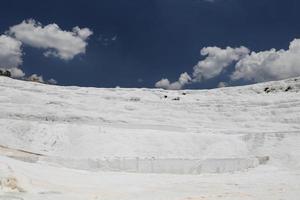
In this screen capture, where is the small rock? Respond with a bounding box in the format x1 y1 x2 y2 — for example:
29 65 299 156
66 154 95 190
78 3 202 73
285 86 292 92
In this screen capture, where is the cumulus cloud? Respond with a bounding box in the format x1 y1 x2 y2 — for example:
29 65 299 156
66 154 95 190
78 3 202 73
193 46 250 81
0 35 25 78
217 82 229 88
72 26 93 40
0 35 23 69
0 20 92 80
155 72 191 90
9 68 25 78
27 74 44 83
8 19 93 60
0 67 25 78
155 46 249 90
231 39 300 82
48 78 58 85
26 74 58 85
156 38 300 89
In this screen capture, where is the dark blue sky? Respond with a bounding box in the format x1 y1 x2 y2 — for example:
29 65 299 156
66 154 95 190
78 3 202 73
1 0 300 88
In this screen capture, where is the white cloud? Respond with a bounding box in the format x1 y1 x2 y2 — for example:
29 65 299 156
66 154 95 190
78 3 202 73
26 74 58 85
72 26 93 40
47 78 58 85
155 46 249 90
0 35 23 69
8 19 93 60
193 46 250 81
0 67 25 78
156 38 300 89
0 35 25 78
155 78 170 89
217 82 228 88
231 39 300 82
155 72 191 90
9 68 25 78
27 74 44 83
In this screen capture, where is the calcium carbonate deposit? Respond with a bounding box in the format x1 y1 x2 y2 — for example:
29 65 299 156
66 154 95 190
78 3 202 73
0 76 300 200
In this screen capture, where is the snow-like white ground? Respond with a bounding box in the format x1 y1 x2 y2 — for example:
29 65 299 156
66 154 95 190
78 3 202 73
0 76 300 199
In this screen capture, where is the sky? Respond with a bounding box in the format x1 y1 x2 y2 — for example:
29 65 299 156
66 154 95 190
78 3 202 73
0 0 300 89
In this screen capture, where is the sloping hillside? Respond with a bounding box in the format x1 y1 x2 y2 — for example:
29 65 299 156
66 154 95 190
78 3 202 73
0 76 300 199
